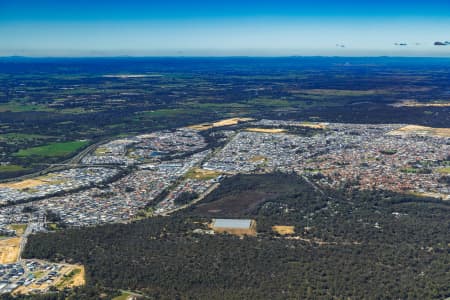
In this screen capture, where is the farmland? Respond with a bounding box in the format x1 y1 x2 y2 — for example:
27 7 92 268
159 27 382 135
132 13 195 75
0 165 27 173
0 57 448 181
14 140 89 158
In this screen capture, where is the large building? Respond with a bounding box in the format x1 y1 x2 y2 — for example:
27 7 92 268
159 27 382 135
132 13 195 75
211 218 256 236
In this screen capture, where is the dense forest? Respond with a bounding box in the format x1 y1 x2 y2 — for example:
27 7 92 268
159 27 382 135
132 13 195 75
18 173 450 299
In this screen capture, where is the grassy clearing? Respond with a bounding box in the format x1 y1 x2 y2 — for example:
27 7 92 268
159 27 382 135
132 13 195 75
14 140 89 157
247 98 292 107
0 165 28 173
437 167 450 174
47 223 59 230
9 224 27 236
140 109 190 118
56 266 85 289
33 271 45 279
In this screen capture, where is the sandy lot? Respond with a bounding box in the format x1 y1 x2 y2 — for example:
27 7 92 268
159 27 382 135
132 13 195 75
188 117 254 131
57 265 85 289
272 226 295 235
387 125 450 138
0 237 21 264
245 128 286 133
295 122 328 129
0 179 45 190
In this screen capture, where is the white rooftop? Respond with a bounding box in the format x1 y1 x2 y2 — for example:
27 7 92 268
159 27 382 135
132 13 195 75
213 219 252 229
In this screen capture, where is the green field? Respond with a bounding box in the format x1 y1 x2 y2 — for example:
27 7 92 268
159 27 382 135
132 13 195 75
9 224 27 235
437 167 450 174
0 102 54 112
0 133 51 141
139 108 196 118
14 140 89 157
0 164 28 172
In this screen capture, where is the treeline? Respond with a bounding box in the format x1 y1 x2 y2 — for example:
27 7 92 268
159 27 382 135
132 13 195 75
0 286 119 300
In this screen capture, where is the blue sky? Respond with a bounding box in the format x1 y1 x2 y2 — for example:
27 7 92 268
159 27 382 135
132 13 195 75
1 0 450 56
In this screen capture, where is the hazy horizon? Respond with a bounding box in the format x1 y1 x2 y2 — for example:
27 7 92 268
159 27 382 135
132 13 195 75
1 0 450 57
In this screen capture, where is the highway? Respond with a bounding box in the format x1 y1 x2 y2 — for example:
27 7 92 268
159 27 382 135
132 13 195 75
17 222 33 262
0 139 107 184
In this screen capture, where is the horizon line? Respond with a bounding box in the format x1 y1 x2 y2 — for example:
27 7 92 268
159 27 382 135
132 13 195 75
2 55 450 59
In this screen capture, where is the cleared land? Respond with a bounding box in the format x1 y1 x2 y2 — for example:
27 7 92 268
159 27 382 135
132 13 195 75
0 237 21 264
14 264 85 295
388 125 450 138
412 191 450 201
56 265 85 289
245 128 286 133
0 178 45 190
0 173 67 190
185 168 222 180
211 220 257 236
391 100 450 107
249 155 267 162
9 224 27 236
296 122 328 129
188 117 254 131
272 225 295 235
193 190 274 216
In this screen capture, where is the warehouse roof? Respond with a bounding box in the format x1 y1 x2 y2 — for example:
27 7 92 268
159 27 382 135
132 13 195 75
212 219 252 229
